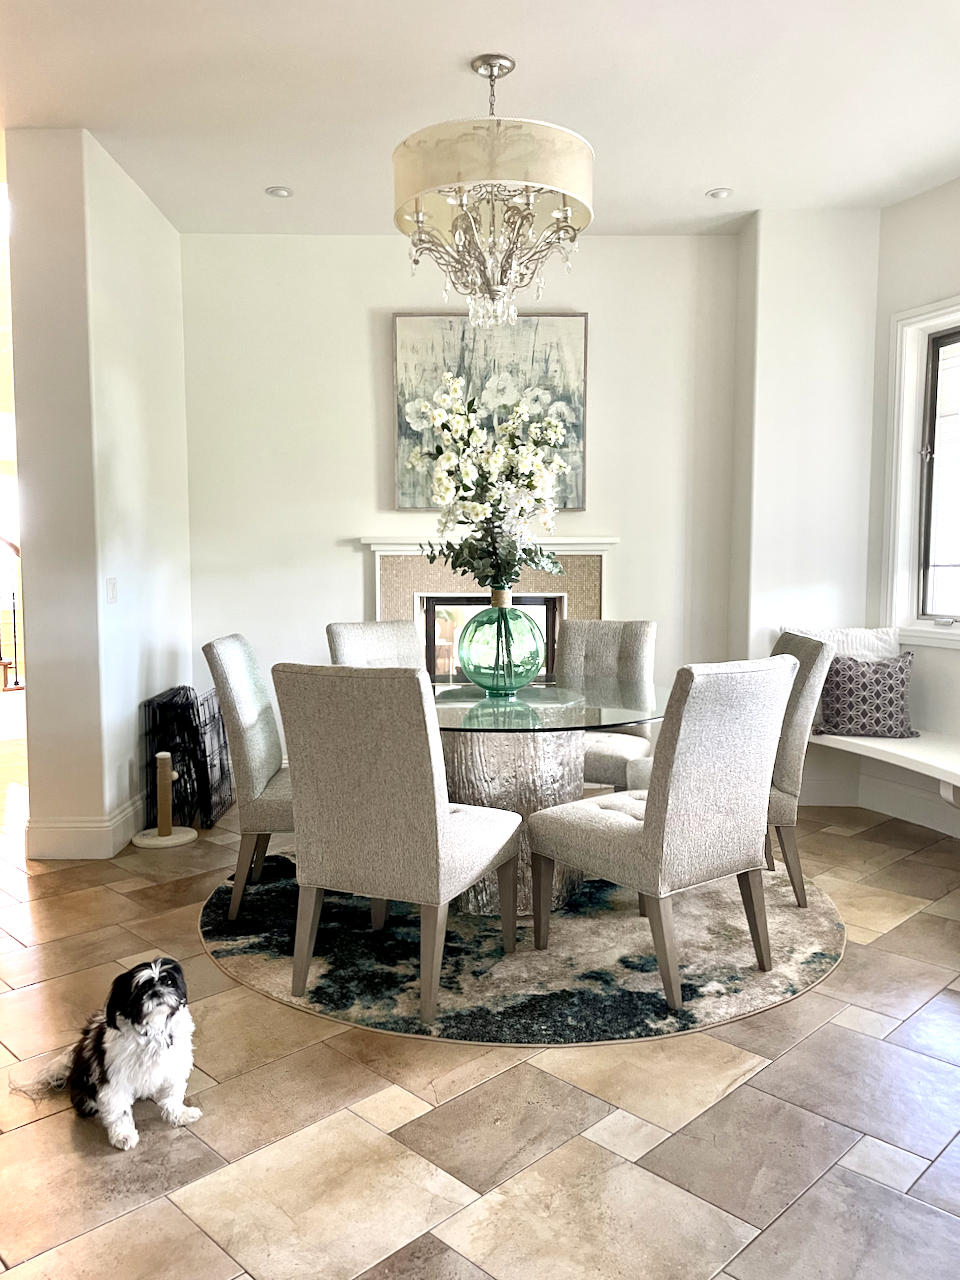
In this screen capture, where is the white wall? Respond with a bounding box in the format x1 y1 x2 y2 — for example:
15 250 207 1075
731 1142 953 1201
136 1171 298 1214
7 129 191 856
83 133 193 824
745 210 880 656
849 175 960 834
7 131 106 842
728 214 759 660
181 234 738 690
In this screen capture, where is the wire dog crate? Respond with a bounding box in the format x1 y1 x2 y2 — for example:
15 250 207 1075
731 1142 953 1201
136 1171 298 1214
142 686 233 830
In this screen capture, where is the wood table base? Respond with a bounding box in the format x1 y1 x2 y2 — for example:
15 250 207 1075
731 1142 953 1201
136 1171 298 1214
442 728 585 914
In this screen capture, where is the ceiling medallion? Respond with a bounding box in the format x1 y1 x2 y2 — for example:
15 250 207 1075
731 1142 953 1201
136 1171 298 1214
393 54 594 327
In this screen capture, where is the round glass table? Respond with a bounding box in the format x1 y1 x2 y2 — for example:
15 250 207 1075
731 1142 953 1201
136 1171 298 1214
434 680 671 913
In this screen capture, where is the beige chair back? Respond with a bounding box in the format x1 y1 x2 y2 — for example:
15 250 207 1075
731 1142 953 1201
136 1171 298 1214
203 634 283 806
770 631 835 806
326 621 424 668
555 620 656 684
273 664 449 904
641 656 798 895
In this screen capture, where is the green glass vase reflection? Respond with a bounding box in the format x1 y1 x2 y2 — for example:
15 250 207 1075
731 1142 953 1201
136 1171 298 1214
458 588 545 698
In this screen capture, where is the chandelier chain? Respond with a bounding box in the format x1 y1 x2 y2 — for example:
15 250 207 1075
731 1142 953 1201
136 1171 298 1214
488 69 496 117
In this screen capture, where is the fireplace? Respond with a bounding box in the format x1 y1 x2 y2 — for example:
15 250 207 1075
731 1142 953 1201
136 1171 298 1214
359 537 617 673
422 593 562 680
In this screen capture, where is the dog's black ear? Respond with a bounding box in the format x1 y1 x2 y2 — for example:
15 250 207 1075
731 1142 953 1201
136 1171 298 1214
105 969 137 1029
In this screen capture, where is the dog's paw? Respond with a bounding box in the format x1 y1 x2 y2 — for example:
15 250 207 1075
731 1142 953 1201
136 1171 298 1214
109 1128 140 1151
170 1105 202 1126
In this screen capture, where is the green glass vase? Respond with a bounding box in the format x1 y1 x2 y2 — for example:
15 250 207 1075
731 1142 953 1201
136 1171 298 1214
458 588 545 698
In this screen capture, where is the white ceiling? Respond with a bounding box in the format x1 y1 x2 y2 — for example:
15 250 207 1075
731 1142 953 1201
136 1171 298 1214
2 0 960 235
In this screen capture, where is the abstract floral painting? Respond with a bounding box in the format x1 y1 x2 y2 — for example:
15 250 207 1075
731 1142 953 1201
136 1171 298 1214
394 313 587 510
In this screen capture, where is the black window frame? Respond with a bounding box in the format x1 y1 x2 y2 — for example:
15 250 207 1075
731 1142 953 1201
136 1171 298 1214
918 326 960 620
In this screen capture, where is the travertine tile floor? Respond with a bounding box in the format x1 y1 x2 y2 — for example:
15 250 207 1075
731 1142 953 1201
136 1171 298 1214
2 730 960 1278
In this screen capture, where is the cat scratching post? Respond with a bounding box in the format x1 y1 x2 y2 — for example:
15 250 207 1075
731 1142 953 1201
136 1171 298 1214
132 752 198 848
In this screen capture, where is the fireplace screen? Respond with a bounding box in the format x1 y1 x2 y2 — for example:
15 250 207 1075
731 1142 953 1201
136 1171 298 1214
421 595 561 681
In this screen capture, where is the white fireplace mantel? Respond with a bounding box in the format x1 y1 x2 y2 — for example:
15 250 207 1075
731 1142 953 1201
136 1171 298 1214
360 535 620 555
361 536 618 620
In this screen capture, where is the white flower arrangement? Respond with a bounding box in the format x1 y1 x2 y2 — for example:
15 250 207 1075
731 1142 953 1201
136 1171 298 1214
407 372 569 590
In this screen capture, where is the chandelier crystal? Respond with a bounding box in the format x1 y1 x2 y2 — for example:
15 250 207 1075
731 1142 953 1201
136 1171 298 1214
393 55 594 327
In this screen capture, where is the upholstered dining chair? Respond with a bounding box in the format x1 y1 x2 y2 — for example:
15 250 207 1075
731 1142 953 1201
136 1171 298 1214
554 620 657 790
326 620 424 668
626 631 835 910
273 664 522 1023
762 631 835 907
528 655 799 1010
203 634 294 921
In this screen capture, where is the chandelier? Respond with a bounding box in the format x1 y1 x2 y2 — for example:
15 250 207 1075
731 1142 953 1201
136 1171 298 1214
393 54 594 327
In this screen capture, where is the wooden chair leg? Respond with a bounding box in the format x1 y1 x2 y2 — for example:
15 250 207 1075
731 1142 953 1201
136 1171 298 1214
776 825 807 907
228 833 259 921
637 893 647 918
370 899 390 930
738 868 772 970
420 902 450 1023
531 853 555 950
249 833 271 883
764 828 776 871
496 855 518 954
644 893 682 1010
292 886 324 996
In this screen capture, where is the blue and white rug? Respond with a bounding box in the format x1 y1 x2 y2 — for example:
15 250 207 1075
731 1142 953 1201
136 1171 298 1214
199 857 843 1045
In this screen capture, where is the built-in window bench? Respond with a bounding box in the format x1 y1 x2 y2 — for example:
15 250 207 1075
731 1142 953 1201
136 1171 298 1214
812 730 960 809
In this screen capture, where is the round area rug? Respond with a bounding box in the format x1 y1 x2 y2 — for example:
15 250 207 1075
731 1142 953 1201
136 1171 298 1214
199 856 844 1045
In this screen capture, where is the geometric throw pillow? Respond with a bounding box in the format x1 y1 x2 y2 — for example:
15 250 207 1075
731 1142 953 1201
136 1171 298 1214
813 651 920 738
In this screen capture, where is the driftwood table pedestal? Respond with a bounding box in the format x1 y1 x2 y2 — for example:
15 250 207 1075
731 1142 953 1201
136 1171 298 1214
433 679 668 917
442 728 585 914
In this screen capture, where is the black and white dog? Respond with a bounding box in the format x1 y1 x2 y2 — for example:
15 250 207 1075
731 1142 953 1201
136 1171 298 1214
13 958 201 1149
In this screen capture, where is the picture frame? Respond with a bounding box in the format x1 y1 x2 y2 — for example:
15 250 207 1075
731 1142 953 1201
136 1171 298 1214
393 312 588 511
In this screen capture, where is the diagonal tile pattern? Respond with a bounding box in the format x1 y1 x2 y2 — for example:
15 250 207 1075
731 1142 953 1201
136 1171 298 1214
1 1197 243 1280
750 1021 960 1158
886 988 960 1066
0 1104 225 1265
726 1165 960 1279
638 1084 858 1227
2 801 960 1277
433 1136 758 1280
532 1031 768 1129
355 1233 493 1280
170 1109 478 1280
392 1062 611 1192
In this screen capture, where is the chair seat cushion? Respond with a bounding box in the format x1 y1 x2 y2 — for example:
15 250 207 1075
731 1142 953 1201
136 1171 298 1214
527 791 653 892
583 731 652 788
440 804 523 902
240 765 294 834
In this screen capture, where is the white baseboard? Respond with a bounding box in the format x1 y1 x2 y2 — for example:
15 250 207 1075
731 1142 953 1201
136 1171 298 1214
26 793 144 860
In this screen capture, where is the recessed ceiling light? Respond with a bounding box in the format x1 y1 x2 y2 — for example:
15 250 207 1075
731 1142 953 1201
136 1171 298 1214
265 186 293 198
705 187 732 199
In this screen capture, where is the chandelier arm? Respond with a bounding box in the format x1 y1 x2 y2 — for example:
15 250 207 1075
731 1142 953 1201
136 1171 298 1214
412 226 490 299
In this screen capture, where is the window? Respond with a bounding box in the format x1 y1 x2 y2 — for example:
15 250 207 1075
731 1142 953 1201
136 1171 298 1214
919 328 960 618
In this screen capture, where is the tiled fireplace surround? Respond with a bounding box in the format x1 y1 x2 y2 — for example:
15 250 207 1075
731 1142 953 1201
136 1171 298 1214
362 536 617 624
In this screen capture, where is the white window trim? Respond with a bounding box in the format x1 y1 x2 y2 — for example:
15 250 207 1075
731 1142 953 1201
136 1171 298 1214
881 293 960 649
